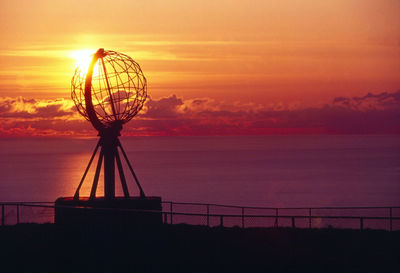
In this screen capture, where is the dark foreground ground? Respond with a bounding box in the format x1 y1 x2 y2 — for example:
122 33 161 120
0 223 399 273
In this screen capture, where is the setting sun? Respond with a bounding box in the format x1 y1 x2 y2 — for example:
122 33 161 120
69 49 95 73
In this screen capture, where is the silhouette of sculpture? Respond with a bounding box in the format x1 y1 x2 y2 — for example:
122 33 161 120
71 48 147 200
55 48 161 225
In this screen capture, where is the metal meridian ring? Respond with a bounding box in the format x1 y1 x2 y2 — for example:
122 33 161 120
84 48 107 131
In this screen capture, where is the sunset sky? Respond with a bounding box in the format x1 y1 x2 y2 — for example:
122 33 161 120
0 0 399 136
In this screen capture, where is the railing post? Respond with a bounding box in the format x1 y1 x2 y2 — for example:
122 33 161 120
274 208 279 228
390 207 392 232
292 216 295 229
309 208 312 229
1 204 4 226
170 202 173 225
241 207 245 228
17 205 20 224
163 212 168 224
206 204 210 227
220 215 223 227
360 217 364 231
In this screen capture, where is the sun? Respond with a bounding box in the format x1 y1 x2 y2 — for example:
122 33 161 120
69 49 95 73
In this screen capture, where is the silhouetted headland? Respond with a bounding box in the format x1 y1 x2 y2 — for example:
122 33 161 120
0 223 399 273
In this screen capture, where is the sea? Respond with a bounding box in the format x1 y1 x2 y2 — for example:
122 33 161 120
0 135 399 207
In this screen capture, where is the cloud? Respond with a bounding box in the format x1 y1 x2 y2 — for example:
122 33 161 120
137 91 400 135
1 90 399 137
0 97 76 118
332 91 400 111
142 94 184 118
0 96 93 137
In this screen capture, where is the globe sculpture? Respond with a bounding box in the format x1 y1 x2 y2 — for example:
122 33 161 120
70 48 146 200
71 49 147 131
55 49 161 227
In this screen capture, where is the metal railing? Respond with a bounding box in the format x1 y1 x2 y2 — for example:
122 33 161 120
1 201 399 231
161 201 400 231
0 202 54 226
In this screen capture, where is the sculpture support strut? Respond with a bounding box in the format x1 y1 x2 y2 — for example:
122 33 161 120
103 132 117 199
73 127 146 200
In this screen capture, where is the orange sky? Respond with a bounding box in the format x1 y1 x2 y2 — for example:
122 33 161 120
0 0 399 105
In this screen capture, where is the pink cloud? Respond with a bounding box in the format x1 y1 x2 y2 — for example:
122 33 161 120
130 91 400 135
0 91 399 137
0 96 92 137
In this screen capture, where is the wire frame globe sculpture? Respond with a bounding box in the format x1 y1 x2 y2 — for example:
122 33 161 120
71 49 147 130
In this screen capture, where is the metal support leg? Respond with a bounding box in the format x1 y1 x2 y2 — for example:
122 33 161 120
74 140 101 200
117 140 145 198
90 150 104 200
115 150 130 198
103 140 116 200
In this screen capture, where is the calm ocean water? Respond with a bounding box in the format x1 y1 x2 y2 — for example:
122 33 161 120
0 135 399 207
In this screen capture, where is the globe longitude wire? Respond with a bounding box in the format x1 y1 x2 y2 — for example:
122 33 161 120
71 50 147 127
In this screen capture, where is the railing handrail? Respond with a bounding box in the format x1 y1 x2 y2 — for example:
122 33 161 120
1 200 399 210
160 201 400 210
